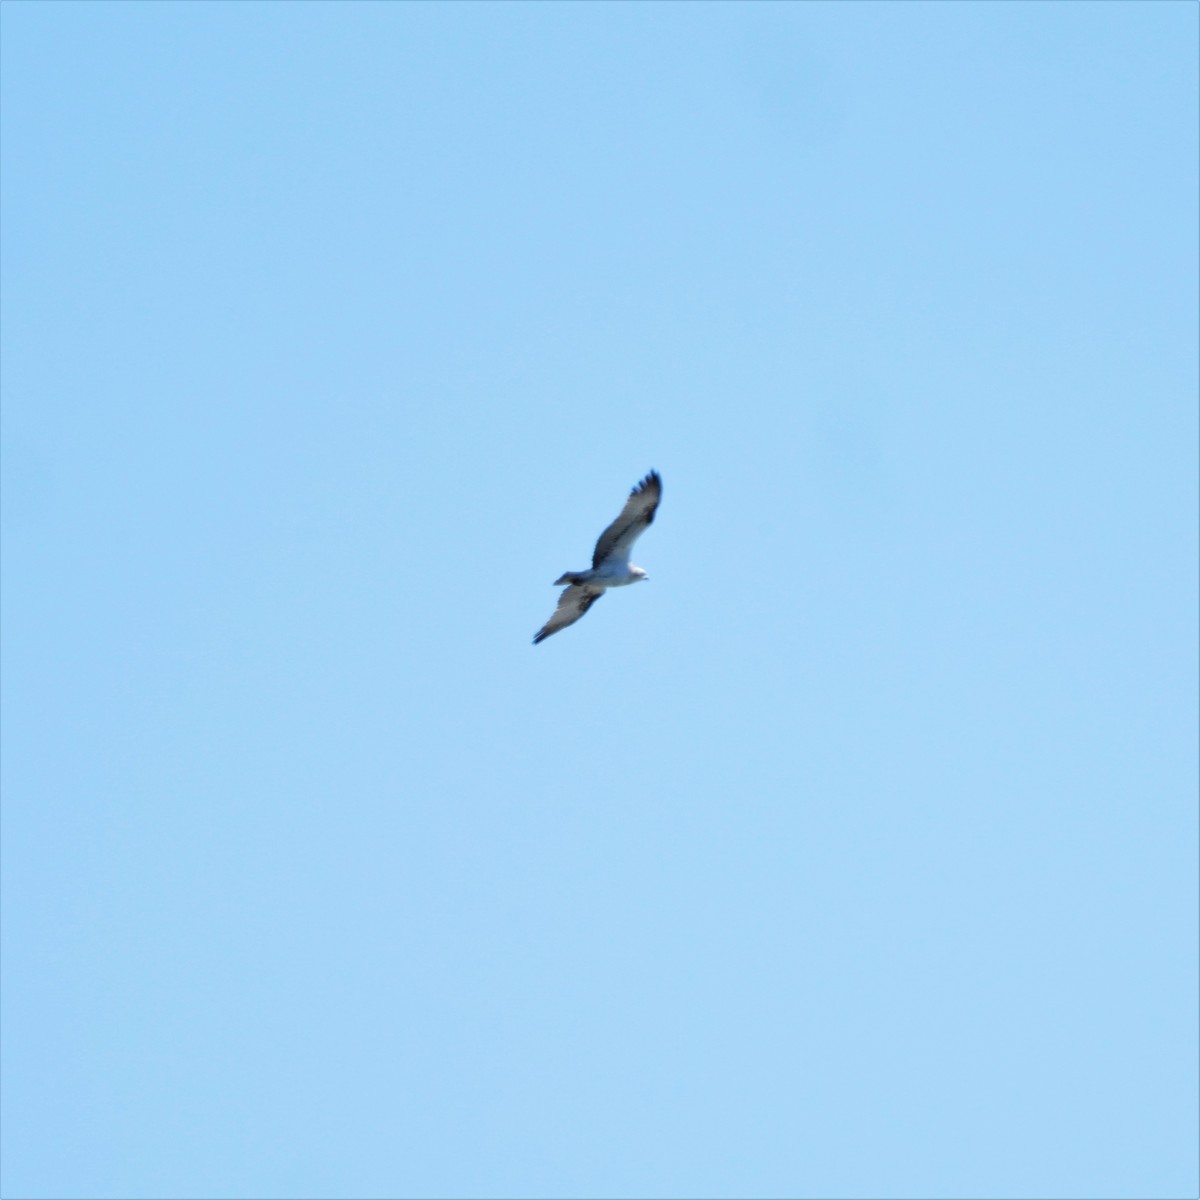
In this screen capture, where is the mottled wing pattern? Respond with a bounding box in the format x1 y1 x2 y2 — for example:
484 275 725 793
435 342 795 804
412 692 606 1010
533 585 604 645
591 470 662 568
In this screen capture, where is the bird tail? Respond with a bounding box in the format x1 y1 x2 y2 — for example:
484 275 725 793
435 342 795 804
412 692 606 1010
554 571 587 586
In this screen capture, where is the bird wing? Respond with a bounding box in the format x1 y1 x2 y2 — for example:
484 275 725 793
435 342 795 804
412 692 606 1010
591 470 662 568
533 584 604 645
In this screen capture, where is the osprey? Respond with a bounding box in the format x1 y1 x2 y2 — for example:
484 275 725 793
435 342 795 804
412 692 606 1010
533 470 662 645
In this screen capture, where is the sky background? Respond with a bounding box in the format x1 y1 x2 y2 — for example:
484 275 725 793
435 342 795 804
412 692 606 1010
2 3 1197 1198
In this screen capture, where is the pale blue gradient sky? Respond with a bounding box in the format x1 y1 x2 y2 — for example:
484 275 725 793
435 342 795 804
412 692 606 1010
2 3 1197 1198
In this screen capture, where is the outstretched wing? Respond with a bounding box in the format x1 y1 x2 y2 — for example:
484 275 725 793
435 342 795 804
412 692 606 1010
533 585 604 645
592 470 662 568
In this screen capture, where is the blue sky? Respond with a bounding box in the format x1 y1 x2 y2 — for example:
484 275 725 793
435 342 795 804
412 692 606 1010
2 3 1196 1198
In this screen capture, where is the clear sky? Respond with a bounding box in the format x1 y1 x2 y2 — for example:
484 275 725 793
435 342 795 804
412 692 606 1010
2 3 1197 1198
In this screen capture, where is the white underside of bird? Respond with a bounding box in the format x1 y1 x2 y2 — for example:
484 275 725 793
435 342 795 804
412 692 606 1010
554 563 647 588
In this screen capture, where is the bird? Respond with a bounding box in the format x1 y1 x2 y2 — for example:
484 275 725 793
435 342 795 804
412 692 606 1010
533 470 662 645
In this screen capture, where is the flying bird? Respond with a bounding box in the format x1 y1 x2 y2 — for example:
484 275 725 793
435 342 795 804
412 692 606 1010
533 470 662 645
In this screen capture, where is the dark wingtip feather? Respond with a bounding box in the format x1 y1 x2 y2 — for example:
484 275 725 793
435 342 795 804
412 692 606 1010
632 469 661 497
636 470 661 524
